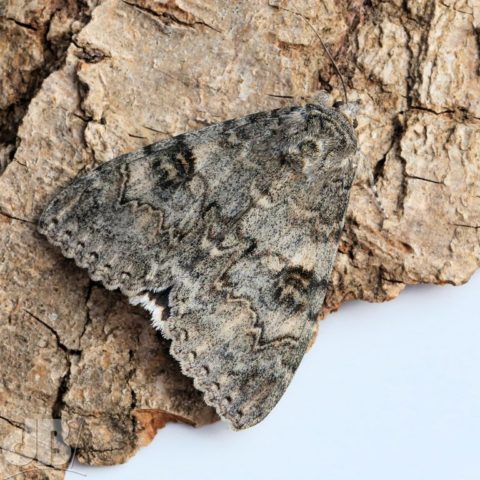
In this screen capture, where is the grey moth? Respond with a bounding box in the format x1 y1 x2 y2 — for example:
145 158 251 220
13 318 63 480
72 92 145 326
39 95 358 429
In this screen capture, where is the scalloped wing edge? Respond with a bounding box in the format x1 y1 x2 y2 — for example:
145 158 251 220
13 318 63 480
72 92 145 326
130 292 262 430
39 219 287 429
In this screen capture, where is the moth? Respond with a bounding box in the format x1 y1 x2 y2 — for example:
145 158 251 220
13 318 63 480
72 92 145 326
38 95 359 429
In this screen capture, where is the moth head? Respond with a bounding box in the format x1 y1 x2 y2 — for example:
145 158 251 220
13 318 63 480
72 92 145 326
333 99 361 129
306 90 361 128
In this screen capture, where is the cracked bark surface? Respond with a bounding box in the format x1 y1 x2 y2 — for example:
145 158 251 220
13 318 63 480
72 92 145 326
0 0 479 477
0 0 99 174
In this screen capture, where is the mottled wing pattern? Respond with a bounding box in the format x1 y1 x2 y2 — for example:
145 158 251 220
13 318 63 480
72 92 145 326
39 103 358 429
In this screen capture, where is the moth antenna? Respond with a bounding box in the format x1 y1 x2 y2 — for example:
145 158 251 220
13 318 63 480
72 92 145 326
273 4 348 104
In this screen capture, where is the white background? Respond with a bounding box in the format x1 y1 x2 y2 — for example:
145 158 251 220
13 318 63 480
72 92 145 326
67 271 480 480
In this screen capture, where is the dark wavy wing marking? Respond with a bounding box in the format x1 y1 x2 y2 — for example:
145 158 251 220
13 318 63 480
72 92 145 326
38 103 358 429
